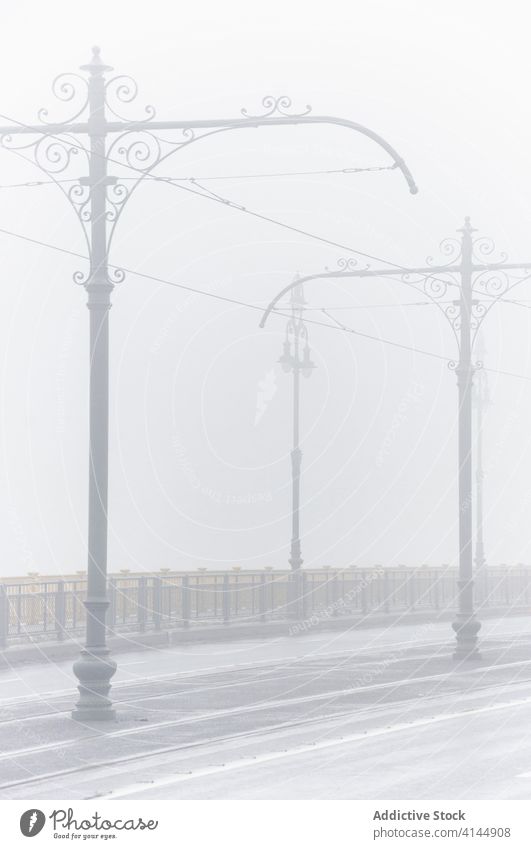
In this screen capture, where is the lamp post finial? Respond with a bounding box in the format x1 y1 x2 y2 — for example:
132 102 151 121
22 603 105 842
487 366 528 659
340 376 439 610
80 45 113 76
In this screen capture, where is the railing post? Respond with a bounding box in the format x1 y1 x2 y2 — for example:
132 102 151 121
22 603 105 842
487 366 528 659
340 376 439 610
259 573 267 622
378 567 389 613
324 567 331 609
433 572 440 611
287 570 301 620
222 573 231 624
298 571 309 618
503 564 510 607
55 581 66 642
107 579 116 634
331 571 339 616
182 575 190 627
361 570 368 615
153 576 162 630
300 570 307 620
475 565 484 611
0 585 8 650
483 567 490 608
137 575 147 633
406 566 416 611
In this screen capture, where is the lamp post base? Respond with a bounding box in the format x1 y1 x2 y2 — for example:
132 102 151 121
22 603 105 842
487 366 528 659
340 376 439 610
452 614 481 661
72 649 117 721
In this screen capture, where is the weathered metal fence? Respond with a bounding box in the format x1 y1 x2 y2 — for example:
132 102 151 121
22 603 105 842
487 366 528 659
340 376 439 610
0 566 530 648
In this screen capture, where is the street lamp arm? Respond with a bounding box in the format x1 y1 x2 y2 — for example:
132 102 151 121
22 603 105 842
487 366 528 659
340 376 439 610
102 113 417 255
0 114 418 195
259 265 462 328
113 115 418 195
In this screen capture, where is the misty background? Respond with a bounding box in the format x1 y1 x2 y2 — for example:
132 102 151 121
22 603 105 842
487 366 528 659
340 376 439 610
1 0 530 577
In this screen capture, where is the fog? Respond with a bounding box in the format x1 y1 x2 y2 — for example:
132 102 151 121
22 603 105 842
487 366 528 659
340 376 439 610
1 0 531 577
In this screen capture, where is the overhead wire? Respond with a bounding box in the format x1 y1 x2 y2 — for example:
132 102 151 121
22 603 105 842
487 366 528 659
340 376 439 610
0 163 397 191
3 106 531 320
0 221 529 382
0 109 469 286
1 110 531 380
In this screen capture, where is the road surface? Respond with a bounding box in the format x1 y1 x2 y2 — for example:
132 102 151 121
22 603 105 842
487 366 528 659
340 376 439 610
0 615 531 799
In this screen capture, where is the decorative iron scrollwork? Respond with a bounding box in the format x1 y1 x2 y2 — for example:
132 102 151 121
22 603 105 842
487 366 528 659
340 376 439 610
104 74 156 123
426 237 461 269
37 73 89 126
241 95 312 120
333 257 371 272
472 234 508 266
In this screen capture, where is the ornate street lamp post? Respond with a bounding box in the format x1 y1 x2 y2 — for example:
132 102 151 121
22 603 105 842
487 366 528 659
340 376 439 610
473 334 489 573
71 51 117 719
452 219 480 658
278 278 315 576
261 219 531 659
0 48 416 718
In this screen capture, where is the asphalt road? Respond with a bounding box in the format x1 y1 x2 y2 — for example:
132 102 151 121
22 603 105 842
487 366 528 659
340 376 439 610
1 614 531 799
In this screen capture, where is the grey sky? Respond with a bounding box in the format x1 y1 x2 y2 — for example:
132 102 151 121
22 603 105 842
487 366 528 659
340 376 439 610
1 0 531 576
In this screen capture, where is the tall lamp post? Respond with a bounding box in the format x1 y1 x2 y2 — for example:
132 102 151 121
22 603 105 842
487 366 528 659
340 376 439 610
0 48 417 719
261 218 531 659
278 278 315 574
474 334 489 572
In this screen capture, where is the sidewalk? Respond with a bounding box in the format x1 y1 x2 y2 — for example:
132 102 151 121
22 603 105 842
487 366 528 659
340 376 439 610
0 605 524 668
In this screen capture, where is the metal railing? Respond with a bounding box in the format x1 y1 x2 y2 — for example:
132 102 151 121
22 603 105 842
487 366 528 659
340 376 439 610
0 565 530 648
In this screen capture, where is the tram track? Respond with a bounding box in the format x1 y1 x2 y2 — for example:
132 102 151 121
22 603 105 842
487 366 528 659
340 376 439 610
0 632 526 730
1 674 530 797
0 651 529 769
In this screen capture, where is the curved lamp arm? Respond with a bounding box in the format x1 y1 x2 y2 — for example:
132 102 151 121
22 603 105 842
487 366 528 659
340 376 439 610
260 269 387 328
259 264 464 359
119 114 418 196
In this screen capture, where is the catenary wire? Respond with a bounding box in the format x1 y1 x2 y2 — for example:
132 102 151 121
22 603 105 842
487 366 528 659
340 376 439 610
0 109 473 287
0 221 529 383
1 111 531 377
0 163 397 190
4 108 531 317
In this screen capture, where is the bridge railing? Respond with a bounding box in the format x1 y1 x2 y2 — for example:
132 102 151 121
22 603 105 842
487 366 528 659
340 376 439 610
0 565 529 648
